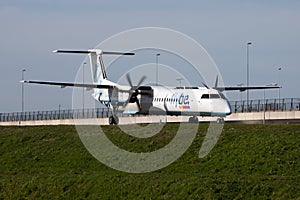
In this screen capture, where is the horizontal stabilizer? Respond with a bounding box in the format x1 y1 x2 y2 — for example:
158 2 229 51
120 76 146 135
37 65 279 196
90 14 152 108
53 49 135 55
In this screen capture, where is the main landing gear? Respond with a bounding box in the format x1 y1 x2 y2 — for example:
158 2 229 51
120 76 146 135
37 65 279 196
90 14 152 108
109 115 119 125
187 116 225 124
188 116 199 123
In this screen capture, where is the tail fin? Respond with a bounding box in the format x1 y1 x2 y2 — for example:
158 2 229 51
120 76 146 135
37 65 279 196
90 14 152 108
53 49 134 83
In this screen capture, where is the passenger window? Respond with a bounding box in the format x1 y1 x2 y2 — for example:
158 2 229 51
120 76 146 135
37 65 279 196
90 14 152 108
201 94 209 99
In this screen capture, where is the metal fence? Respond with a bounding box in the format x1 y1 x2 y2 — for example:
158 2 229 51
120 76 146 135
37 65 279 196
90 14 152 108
0 108 112 122
230 98 300 113
0 98 299 122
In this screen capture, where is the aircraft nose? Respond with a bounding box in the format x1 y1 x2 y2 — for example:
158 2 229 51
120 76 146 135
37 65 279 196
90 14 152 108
225 99 232 115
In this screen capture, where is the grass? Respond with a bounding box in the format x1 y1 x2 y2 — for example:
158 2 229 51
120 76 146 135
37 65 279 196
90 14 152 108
0 124 299 199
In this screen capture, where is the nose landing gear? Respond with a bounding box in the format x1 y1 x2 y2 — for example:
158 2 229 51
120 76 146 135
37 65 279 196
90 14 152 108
216 117 225 124
188 116 199 123
109 115 119 125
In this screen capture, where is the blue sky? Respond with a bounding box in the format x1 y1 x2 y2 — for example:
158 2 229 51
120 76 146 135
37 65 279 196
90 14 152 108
0 1 299 112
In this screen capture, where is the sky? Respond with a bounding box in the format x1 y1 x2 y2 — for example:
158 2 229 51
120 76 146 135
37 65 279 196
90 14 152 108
0 0 299 112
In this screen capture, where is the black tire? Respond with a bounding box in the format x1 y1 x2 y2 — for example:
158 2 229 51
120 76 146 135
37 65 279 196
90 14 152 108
114 116 119 125
189 116 199 123
193 116 199 123
217 118 224 124
109 116 114 125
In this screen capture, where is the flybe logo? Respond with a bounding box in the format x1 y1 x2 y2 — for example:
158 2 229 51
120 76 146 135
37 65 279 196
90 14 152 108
171 93 190 109
178 105 190 109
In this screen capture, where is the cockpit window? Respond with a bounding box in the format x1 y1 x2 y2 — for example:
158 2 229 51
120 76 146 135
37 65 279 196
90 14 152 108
201 93 224 99
210 94 220 99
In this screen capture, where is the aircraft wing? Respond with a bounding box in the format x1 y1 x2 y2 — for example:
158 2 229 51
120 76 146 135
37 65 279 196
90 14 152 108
214 85 281 92
21 80 115 89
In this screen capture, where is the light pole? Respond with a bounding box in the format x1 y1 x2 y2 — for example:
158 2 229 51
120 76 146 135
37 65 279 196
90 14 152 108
21 69 26 113
156 53 160 86
246 42 252 111
263 88 266 124
278 67 282 103
237 83 244 102
82 62 86 115
176 78 184 87
263 83 277 124
59 104 61 119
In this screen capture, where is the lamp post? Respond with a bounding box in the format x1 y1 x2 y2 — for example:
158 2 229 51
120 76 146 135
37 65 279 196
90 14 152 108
278 67 282 103
156 53 160 86
59 104 61 119
263 83 277 124
82 62 86 116
246 42 252 111
176 78 184 87
263 88 266 124
237 83 244 102
21 69 26 113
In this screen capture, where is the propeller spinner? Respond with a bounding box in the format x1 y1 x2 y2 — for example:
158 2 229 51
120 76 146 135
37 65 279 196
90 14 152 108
122 73 147 110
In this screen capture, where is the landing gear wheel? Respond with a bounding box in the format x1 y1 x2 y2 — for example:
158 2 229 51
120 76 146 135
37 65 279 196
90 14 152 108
109 116 114 125
189 116 199 123
114 116 119 125
109 116 119 125
216 117 225 124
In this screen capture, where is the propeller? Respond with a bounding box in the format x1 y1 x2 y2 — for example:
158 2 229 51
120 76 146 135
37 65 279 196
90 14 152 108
122 73 147 109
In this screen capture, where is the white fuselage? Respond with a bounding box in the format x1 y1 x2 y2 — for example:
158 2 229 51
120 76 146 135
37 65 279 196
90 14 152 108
94 81 232 117
150 86 231 116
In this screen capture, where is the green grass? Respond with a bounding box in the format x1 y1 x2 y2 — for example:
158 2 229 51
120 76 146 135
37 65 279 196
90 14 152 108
0 124 299 199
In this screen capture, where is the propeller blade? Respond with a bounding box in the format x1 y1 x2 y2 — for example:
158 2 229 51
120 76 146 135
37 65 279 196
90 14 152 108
137 76 146 87
126 73 133 87
122 73 147 110
123 91 134 108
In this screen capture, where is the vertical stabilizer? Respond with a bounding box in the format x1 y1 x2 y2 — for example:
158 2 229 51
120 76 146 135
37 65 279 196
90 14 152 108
88 50 107 83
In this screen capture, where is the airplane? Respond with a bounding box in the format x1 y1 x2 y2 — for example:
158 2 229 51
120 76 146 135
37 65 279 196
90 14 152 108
22 49 280 124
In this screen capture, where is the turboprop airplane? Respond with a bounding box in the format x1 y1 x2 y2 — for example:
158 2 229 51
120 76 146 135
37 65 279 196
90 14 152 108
22 49 280 124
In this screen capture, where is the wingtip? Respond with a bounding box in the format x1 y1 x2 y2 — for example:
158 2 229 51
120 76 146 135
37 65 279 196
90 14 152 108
52 50 58 53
